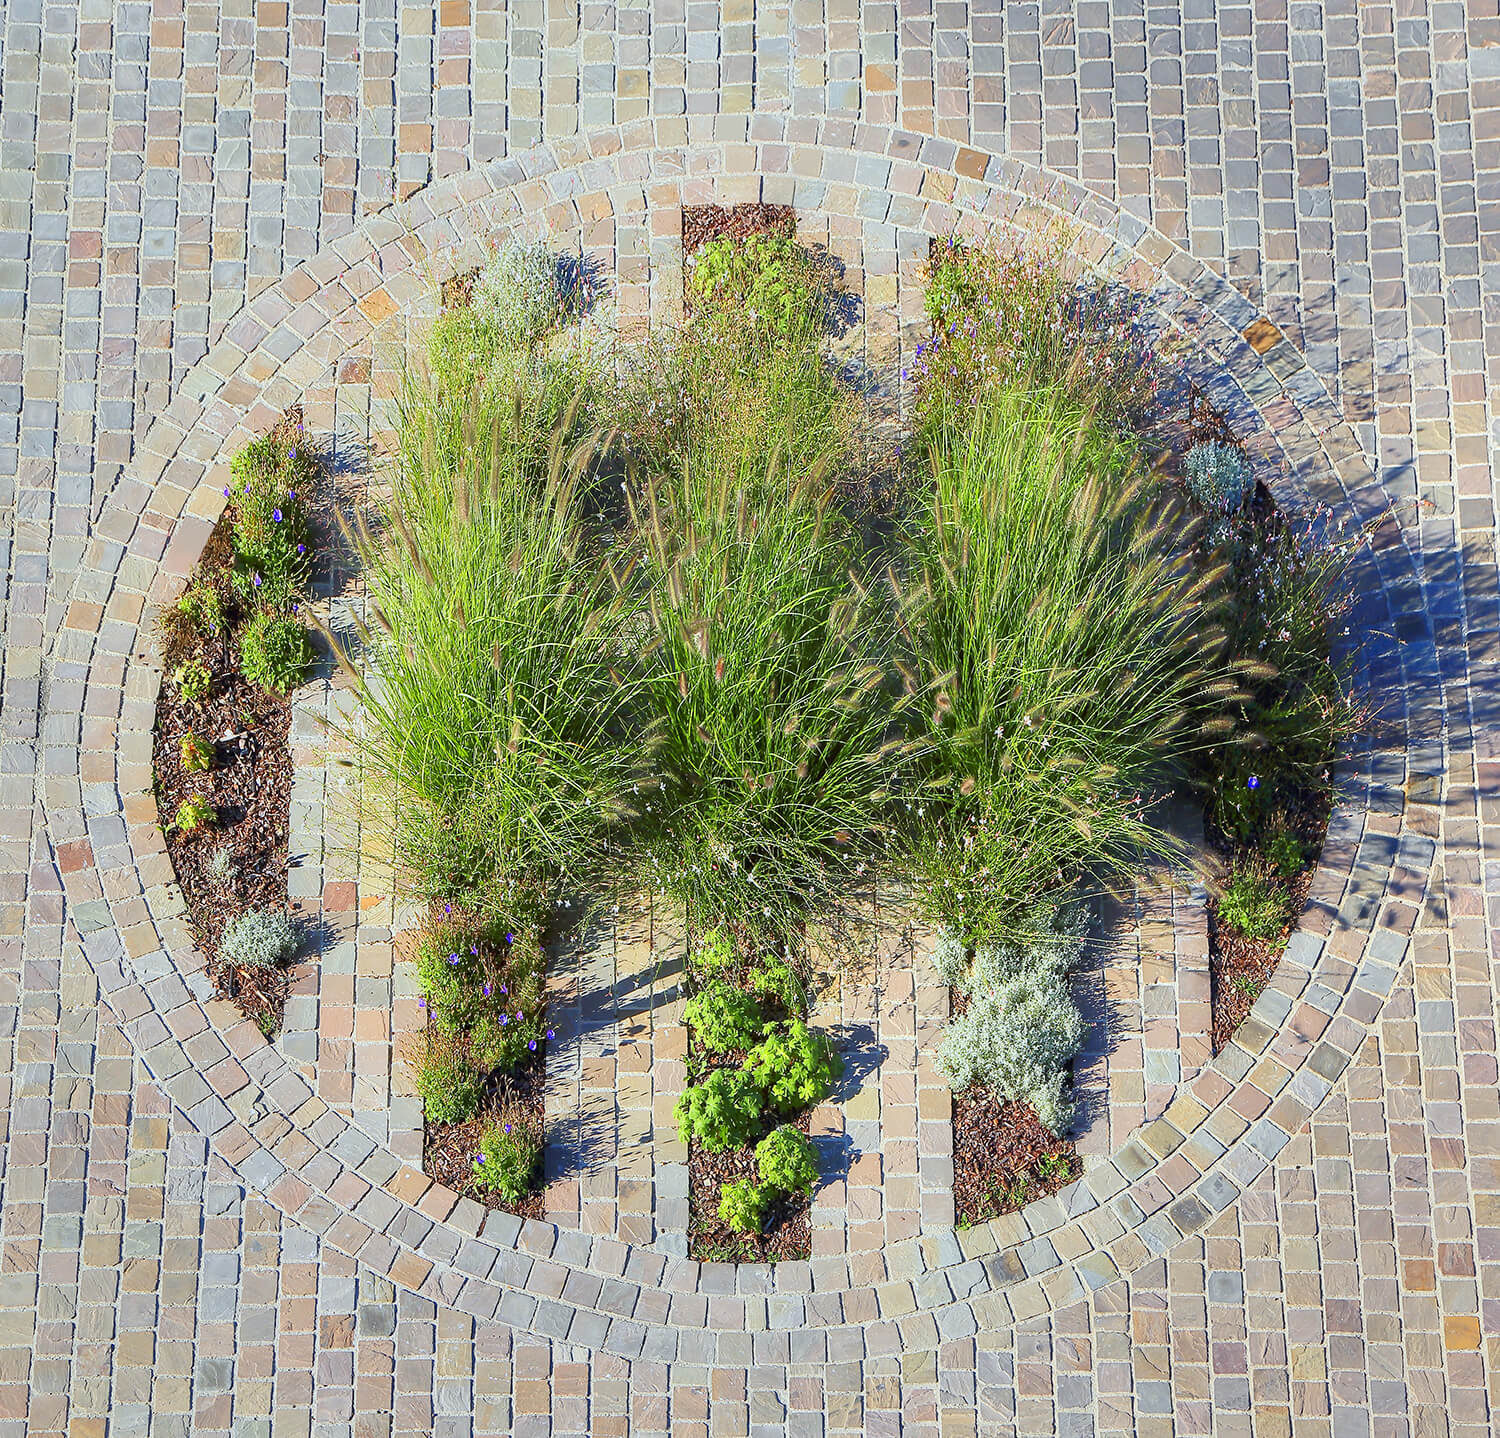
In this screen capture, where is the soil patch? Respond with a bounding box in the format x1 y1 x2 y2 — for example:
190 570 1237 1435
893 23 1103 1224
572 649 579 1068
952 1087 1079 1227
682 202 795 255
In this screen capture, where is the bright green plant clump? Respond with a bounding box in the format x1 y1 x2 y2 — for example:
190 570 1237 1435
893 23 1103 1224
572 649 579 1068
674 1068 766 1152
173 795 215 833
471 1110 543 1201
688 231 822 337
1264 829 1305 879
935 970 1084 1133
718 1178 772 1234
745 1021 840 1113
180 731 213 773
755 1124 818 1196
227 435 315 606
683 980 765 1054
899 384 1220 942
173 660 212 706
1182 440 1253 514
408 1030 485 1124
1217 863 1292 942
219 908 298 969
687 928 738 978
159 582 226 653
239 611 313 695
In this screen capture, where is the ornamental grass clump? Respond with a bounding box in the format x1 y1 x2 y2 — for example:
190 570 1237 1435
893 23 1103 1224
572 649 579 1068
625 458 907 935
338 375 651 912
608 236 905 933
896 382 1227 942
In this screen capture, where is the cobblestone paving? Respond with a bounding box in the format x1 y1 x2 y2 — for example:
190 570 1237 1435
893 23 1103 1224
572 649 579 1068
1 5 1498 1437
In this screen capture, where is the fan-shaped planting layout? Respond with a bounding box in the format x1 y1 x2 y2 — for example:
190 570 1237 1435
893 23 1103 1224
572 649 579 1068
150 205 1369 1245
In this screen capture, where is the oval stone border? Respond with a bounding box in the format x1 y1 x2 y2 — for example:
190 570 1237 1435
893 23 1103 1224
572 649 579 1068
43 116 1440 1358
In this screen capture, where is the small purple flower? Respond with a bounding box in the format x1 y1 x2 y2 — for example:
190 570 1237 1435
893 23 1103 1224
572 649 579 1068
470 944 479 956
474 1153 486 1164
288 448 297 460
223 486 231 498
515 1011 523 1022
1247 775 1261 791
504 932 514 944
546 1029 555 1041
272 508 283 523
500 1013 509 1025
296 543 306 555
418 997 427 1008
444 903 452 914
499 984 508 996
252 572 262 588
448 952 460 966
482 983 492 997
288 489 296 500
527 1039 537 1052
504 1123 513 1134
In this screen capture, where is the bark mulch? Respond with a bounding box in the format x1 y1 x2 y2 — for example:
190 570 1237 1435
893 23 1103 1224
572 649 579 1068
682 202 795 255
952 1088 1079 1228
152 524 296 1034
422 1045 548 1221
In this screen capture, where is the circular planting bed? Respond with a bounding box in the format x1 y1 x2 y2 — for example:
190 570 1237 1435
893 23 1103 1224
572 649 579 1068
146 191 1375 1251
49 126 1431 1351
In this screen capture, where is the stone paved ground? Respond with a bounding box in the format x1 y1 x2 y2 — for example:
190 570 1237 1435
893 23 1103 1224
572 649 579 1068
2 4 1499 1436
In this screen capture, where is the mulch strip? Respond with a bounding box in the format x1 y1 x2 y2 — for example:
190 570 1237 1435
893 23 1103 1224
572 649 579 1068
152 525 296 1033
422 1045 548 1221
681 202 795 255
951 1087 1079 1227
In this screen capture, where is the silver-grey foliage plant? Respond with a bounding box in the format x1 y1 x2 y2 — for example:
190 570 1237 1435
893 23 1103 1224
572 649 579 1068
1182 440 1253 514
220 908 299 970
472 239 565 349
933 903 1088 1133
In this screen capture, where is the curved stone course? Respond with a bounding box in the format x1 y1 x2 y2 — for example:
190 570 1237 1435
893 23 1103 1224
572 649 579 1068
41 115 1441 1365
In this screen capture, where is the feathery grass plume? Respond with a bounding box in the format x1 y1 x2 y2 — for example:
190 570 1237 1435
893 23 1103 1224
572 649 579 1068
608 263 909 938
894 379 1227 943
344 365 650 916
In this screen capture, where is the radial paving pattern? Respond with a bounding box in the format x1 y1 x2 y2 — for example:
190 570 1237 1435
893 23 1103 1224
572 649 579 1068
1 5 1498 1436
